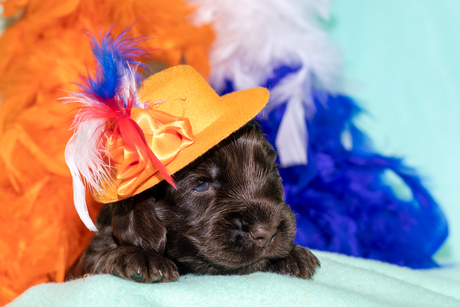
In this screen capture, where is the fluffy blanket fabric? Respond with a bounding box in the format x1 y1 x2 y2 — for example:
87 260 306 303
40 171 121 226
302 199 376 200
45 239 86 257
8 250 460 307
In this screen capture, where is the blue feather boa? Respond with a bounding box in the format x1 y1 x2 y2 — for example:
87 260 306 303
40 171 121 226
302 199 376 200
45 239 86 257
221 67 448 269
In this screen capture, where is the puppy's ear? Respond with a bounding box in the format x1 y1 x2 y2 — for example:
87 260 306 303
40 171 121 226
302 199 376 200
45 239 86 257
111 196 167 254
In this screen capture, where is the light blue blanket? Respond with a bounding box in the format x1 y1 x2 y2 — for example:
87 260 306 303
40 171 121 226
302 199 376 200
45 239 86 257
8 250 460 307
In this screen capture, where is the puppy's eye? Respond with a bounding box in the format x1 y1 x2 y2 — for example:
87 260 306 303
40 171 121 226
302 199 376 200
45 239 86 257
193 180 211 192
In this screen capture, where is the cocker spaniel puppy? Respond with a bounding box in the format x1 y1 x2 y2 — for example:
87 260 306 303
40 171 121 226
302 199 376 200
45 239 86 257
71 121 319 283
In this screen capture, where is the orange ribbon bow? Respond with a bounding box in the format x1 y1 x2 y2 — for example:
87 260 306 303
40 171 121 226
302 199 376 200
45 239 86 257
106 107 194 198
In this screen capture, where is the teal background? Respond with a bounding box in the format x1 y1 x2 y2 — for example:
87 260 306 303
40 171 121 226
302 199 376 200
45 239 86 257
327 0 460 262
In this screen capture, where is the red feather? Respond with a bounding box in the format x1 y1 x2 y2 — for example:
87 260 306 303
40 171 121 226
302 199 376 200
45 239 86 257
113 116 176 189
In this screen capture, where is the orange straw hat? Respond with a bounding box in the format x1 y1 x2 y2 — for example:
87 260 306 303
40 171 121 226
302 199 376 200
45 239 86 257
64 29 269 231
94 65 269 203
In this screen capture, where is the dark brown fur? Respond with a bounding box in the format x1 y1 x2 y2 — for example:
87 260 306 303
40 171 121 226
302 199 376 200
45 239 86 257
70 121 319 283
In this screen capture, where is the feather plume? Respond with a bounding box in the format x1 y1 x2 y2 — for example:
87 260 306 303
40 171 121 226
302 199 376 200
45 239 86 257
64 27 175 231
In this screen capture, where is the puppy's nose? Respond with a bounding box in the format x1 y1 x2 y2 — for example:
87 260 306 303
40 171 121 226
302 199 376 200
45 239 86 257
250 225 277 248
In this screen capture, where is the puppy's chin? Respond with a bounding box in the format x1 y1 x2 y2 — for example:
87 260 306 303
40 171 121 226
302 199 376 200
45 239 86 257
200 200 297 271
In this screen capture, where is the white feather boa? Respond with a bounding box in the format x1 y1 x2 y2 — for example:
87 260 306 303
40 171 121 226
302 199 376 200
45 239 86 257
187 0 342 166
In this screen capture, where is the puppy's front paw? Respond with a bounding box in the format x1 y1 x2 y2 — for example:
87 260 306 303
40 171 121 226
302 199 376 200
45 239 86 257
268 245 320 279
111 247 179 283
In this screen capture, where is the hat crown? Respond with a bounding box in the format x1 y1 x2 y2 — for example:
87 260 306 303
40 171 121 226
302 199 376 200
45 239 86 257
139 65 226 135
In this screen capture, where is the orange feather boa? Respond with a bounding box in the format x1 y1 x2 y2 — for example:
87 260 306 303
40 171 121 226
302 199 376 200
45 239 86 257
0 0 213 304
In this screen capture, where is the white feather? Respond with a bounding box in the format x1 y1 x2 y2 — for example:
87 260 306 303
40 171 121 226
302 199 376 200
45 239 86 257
65 123 102 232
120 65 141 107
187 0 342 167
63 93 109 184
63 95 113 232
276 93 309 166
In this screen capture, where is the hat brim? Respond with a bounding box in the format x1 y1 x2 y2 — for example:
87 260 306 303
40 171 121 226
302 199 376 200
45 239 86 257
96 86 269 203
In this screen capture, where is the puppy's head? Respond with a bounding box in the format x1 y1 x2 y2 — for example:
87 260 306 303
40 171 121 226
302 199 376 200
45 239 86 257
154 121 297 274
